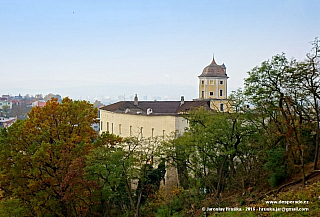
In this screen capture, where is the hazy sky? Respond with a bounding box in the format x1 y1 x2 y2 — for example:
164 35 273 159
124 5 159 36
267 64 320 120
1 0 319 101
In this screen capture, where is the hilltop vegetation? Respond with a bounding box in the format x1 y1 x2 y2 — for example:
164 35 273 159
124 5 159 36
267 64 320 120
0 39 319 216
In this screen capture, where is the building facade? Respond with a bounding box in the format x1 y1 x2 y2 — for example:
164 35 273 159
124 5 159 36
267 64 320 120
0 100 12 110
99 99 211 138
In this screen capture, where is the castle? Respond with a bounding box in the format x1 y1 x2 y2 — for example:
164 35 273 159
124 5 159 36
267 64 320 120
99 56 230 138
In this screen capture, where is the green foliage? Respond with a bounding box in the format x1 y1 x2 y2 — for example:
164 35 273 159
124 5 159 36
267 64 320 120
264 147 287 187
156 204 184 217
163 100 261 198
85 142 130 216
155 189 185 217
138 161 166 204
85 134 165 216
0 199 26 217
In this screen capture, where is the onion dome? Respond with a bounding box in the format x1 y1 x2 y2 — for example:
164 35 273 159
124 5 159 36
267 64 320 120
199 57 227 78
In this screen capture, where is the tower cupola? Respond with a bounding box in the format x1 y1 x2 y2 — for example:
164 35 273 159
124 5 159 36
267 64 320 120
198 56 228 100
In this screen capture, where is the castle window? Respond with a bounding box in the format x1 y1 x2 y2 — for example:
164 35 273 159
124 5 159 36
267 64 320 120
101 121 103 131
220 80 224 85
140 127 143 139
220 104 224 112
210 80 213 84
130 126 132 136
152 128 154 138
210 91 214 96
107 122 109 132
202 91 204 98
201 80 204 85
220 90 223 97
111 123 114 134
119 124 121 134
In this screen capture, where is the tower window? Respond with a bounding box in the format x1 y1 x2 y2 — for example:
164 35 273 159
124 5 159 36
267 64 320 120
202 91 204 98
210 91 214 96
220 80 224 85
220 90 223 97
201 80 204 85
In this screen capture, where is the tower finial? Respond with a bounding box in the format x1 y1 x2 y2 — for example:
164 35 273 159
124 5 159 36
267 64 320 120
211 53 216 64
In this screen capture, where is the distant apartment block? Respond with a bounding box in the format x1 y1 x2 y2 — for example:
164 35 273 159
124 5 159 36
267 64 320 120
0 100 12 109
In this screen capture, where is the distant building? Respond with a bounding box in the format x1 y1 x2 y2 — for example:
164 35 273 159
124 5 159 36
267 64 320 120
32 100 46 108
0 117 17 128
11 100 21 106
14 94 23 101
92 123 100 132
1 95 9 100
0 100 12 110
44 93 62 103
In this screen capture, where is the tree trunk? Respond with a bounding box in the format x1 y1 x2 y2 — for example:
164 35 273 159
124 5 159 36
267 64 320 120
122 163 137 217
314 129 319 170
300 149 306 187
135 191 142 217
313 99 320 170
216 156 228 199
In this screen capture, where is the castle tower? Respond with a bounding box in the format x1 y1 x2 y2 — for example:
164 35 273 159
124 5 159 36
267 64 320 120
198 56 228 100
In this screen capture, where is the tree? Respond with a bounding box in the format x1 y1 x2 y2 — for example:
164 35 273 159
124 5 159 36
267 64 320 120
10 103 27 117
244 50 317 186
0 97 98 216
85 133 165 217
289 38 320 169
163 91 261 200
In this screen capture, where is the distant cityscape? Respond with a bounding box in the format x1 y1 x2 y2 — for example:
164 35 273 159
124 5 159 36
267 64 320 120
2 81 199 105
0 93 59 127
0 90 190 128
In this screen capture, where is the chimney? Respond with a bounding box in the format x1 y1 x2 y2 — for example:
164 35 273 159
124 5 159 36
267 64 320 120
134 94 138 106
180 96 185 106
